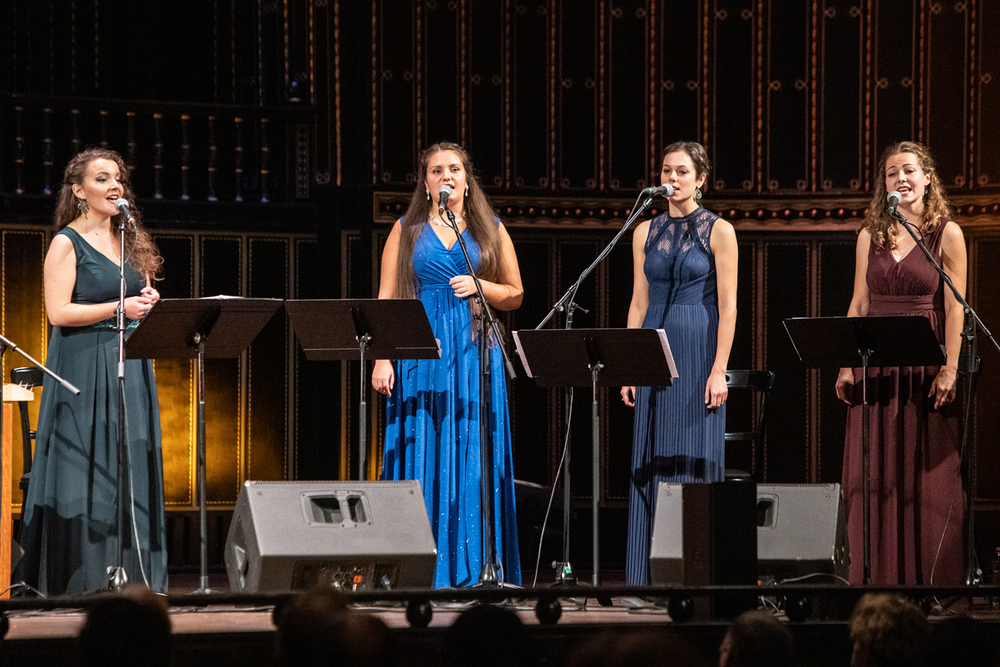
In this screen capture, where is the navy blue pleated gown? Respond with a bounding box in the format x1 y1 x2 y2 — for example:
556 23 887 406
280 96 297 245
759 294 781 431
626 207 725 586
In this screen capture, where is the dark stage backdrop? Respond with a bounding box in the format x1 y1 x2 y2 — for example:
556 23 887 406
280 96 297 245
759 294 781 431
2 1 999 573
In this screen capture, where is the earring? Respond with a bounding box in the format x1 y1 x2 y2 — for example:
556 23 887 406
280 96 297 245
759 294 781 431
695 188 703 201
426 189 430 201
76 198 88 214
465 184 469 197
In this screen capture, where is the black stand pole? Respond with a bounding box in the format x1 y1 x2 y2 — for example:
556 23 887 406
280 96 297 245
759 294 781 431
513 327 677 587
125 297 283 595
535 190 660 585
108 218 130 591
439 204 517 587
283 298 439 481
891 211 997 584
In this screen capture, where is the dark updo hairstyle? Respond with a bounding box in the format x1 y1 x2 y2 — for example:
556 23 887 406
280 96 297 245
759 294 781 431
55 147 163 280
660 141 711 192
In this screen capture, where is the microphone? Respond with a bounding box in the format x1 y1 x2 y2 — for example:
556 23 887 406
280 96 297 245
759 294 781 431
114 198 136 225
438 184 452 210
887 191 901 213
643 184 674 197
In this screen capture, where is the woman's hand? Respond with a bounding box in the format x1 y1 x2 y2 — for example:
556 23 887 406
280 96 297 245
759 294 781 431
705 369 728 409
372 359 395 396
125 287 158 319
621 385 636 407
449 275 477 300
835 367 856 405
929 366 958 409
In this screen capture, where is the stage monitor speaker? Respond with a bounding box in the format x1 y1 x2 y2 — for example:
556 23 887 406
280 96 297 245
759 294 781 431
649 481 758 587
224 480 437 593
756 483 848 582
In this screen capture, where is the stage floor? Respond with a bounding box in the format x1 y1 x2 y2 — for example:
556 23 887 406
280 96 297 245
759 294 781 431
4 574 1000 667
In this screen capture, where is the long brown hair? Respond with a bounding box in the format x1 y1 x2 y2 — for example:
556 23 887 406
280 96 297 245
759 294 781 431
395 142 502 299
862 141 952 249
55 148 163 280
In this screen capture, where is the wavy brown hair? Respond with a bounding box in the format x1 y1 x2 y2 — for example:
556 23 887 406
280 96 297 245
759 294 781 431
862 141 952 249
55 148 163 280
395 142 502 299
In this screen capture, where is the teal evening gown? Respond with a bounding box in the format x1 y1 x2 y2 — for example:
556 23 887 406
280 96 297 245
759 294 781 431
16 227 168 596
381 220 521 588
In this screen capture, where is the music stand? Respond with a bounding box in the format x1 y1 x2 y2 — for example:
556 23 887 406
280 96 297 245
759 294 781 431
127 296 283 594
783 315 945 584
284 299 440 481
512 328 677 586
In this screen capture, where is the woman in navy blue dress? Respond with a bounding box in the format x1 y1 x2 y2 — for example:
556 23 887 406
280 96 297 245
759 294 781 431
372 142 524 588
621 141 738 586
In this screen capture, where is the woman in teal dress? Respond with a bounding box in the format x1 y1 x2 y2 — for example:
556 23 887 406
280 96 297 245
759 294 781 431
372 142 524 588
16 148 167 596
621 142 738 586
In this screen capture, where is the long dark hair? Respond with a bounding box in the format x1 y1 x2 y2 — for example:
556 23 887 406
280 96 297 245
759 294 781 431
862 141 952 249
55 147 163 280
395 142 502 299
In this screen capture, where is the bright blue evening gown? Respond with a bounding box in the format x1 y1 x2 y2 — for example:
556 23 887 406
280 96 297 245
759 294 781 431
381 220 521 588
626 206 726 586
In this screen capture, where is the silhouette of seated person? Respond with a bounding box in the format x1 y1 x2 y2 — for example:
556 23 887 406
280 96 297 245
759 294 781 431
849 593 930 667
717 609 794 667
77 585 171 667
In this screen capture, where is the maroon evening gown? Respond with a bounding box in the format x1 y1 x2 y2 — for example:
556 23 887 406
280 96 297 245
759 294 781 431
842 222 965 586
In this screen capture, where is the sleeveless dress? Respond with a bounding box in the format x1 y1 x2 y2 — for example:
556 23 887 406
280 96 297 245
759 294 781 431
842 222 964 585
381 220 521 588
626 207 726 586
16 227 168 596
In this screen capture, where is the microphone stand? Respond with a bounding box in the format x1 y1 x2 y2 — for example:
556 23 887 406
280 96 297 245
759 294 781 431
108 215 131 591
0 335 81 513
439 203 517 588
891 209 999 585
535 190 660 587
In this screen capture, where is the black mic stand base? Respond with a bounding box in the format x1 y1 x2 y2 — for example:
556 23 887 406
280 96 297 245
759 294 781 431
107 565 129 591
551 561 577 585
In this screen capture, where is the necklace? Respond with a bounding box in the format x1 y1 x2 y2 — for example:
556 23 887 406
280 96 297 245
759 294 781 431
428 215 463 227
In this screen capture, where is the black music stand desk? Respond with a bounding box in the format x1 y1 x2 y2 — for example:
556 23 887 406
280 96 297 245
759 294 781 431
512 327 677 585
284 299 440 481
783 315 944 584
127 296 283 594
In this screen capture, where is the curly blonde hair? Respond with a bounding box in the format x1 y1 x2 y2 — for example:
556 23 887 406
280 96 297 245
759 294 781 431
55 148 163 280
862 141 952 249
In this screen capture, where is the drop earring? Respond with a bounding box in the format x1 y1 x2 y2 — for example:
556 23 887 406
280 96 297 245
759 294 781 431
695 188 703 201
76 198 88 214
465 184 469 197
426 189 431 201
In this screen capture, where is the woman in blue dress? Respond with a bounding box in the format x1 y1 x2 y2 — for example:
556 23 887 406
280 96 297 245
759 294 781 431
17 148 166 596
372 142 524 588
620 141 738 586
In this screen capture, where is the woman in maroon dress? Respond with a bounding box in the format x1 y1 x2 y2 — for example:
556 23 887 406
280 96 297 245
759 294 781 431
835 141 967 585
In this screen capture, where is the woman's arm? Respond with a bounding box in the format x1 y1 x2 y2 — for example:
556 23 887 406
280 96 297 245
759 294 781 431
44 235 152 326
448 223 524 311
621 220 651 407
928 220 967 408
372 221 403 396
706 219 738 409
835 230 873 404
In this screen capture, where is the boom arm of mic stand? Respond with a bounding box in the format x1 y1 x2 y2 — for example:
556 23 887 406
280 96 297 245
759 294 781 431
0 333 80 395
440 206 517 380
535 194 656 330
893 211 999 353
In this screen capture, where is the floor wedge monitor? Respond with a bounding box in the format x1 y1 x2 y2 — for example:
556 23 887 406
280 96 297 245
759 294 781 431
756 483 848 582
225 480 437 593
